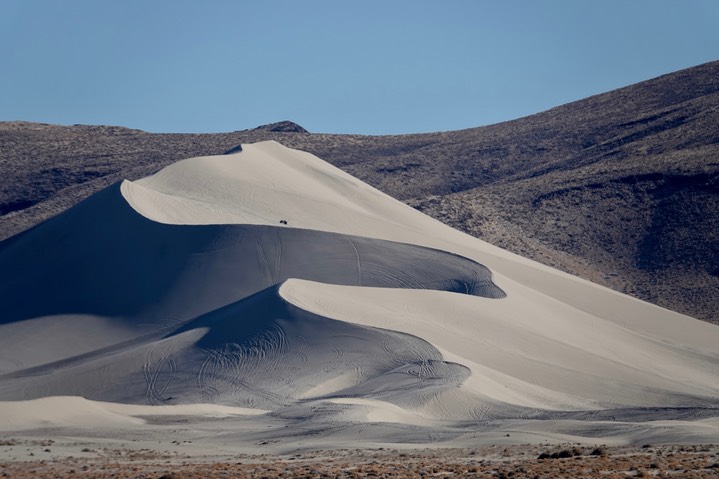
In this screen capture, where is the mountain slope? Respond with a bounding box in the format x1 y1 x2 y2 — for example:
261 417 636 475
409 61 719 323
1 61 718 322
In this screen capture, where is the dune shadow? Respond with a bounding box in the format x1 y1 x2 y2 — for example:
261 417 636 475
0 182 504 327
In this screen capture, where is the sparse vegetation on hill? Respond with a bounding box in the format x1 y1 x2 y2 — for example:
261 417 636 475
1 60 718 323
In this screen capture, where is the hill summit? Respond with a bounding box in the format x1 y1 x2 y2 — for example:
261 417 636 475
252 120 308 133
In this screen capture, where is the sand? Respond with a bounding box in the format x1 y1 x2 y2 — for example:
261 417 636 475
0 141 718 454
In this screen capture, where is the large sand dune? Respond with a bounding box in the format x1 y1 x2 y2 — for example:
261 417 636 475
0 141 717 446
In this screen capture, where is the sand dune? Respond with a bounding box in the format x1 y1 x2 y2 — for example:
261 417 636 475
0 141 717 446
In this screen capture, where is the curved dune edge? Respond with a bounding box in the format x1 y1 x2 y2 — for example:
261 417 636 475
278 278 719 413
0 179 504 335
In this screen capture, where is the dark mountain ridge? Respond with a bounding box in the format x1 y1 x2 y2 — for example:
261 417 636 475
1 60 717 323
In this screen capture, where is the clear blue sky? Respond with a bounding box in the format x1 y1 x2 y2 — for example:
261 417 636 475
2 1 718 135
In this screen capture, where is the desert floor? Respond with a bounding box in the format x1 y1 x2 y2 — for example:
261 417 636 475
1 441 718 478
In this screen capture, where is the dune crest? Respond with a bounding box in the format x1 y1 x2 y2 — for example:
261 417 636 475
121 141 396 233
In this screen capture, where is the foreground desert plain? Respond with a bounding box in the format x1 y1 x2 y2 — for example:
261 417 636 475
0 142 718 476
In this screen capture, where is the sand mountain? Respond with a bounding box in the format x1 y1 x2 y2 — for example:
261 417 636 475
1 142 718 445
1 61 718 323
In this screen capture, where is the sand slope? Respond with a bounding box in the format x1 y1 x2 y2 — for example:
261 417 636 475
0 141 717 444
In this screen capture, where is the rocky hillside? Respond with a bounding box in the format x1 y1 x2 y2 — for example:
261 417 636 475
1 60 718 323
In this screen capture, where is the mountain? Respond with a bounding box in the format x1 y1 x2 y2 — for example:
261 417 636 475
1 60 718 323
1 141 718 446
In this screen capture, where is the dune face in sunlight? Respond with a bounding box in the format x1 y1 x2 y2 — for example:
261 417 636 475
0 141 718 445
